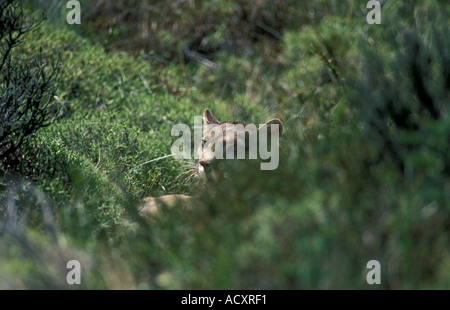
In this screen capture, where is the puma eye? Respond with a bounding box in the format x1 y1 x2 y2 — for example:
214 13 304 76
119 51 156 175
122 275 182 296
201 139 207 147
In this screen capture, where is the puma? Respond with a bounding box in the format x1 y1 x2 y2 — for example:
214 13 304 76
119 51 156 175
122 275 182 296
139 108 283 217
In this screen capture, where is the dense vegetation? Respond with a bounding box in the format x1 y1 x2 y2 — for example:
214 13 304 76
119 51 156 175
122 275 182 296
0 0 448 289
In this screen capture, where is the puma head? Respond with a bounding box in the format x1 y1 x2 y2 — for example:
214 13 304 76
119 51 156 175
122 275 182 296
196 108 283 175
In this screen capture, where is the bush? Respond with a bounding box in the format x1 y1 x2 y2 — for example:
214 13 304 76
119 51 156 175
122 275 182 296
75 0 361 60
344 1 450 186
0 0 60 167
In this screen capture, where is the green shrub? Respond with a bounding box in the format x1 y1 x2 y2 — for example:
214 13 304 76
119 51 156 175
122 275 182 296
0 0 60 166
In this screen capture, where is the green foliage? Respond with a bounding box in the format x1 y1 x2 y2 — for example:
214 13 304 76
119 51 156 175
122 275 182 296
73 0 362 60
0 0 60 164
1 0 449 289
347 2 450 178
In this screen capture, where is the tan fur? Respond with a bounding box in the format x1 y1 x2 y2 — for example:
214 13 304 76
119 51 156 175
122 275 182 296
197 108 282 175
140 194 191 216
139 109 282 218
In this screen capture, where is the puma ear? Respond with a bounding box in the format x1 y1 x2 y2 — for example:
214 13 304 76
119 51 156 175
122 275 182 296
203 108 220 125
258 119 283 136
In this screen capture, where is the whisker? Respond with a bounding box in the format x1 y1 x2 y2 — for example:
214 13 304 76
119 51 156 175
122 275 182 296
181 169 198 184
175 167 197 184
181 169 196 175
134 154 175 169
